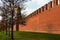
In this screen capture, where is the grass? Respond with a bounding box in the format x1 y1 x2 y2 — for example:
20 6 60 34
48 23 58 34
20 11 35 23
0 31 10 40
0 31 60 40
13 31 60 40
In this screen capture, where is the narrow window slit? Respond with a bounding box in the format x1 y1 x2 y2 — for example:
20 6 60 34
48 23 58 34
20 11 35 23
46 4 48 10
42 6 44 12
39 8 41 13
56 0 58 5
50 1 53 8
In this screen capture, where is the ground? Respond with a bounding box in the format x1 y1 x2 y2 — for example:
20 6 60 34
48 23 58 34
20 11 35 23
0 31 60 40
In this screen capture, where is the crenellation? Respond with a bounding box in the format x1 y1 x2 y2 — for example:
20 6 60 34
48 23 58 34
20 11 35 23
42 6 44 12
49 2 52 11
45 4 48 10
56 0 58 5
53 0 59 7
26 0 60 18
50 1 53 8
38 8 41 13
36 10 38 14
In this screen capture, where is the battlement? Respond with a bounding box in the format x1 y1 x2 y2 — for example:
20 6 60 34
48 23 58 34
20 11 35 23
14 0 60 34
26 0 60 19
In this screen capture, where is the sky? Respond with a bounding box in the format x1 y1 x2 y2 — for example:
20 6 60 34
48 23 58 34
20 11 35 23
0 0 52 20
22 0 52 16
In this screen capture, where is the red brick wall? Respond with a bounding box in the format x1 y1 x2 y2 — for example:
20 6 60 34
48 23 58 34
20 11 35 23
14 0 60 34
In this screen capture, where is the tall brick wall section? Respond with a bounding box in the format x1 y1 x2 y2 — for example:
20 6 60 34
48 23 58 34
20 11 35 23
14 0 60 34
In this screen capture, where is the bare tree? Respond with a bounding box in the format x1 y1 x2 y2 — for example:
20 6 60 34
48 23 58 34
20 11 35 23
1 0 31 40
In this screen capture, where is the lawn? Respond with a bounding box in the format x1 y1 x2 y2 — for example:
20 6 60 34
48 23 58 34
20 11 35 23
0 31 10 40
0 31 60 40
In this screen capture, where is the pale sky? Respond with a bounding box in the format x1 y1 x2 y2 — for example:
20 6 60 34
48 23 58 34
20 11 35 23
0 0 52 20
22 0 52 16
